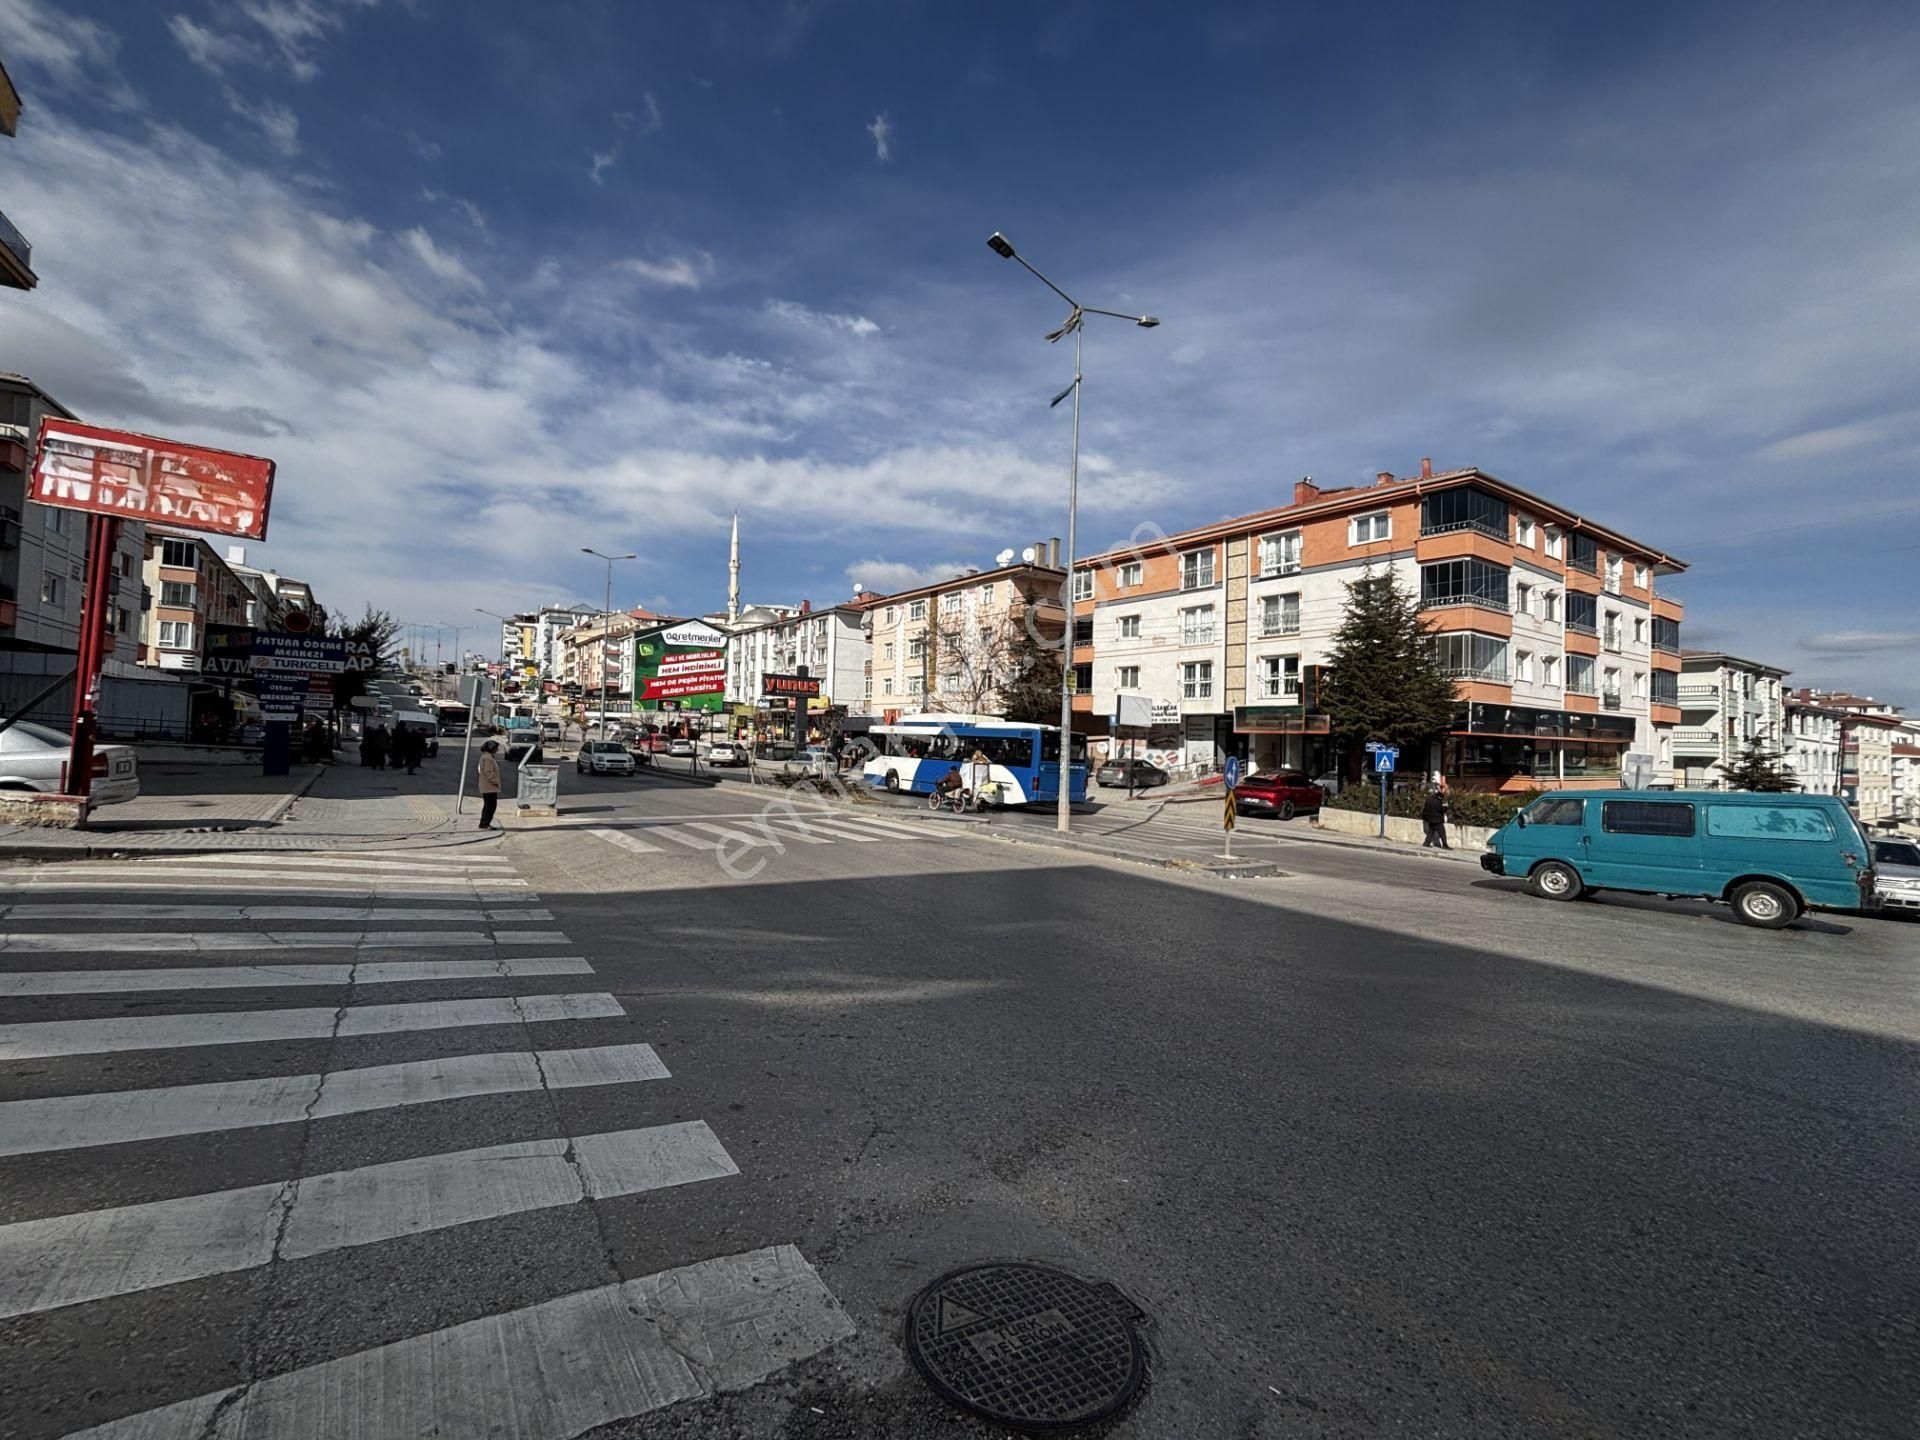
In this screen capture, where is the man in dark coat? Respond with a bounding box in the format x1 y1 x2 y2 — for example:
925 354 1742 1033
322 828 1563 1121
1421 783 1450 848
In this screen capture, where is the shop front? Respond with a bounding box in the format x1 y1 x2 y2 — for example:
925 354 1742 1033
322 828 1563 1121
1444 702 1636 791
1233 704 1334 776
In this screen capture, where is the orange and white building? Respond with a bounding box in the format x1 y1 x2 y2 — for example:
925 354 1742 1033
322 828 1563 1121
1075 461 1689 790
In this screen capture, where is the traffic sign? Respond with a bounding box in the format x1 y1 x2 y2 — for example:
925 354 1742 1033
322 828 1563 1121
1375 753 1396 773
1364 740 1390 753
1222 786 1236 832
1223 755 1242 789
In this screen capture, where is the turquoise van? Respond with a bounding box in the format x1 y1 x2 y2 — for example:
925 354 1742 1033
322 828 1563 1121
1480 790 1878 928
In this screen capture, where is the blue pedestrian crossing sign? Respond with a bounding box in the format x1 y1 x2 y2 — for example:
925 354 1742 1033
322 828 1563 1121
1371 745 1399 773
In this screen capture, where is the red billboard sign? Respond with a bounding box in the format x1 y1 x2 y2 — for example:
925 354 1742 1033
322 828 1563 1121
32 419 275 540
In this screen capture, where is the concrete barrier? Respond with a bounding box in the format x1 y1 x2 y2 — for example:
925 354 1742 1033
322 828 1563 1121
0 792 88 828
1314 805 1496 851
133 743 263 767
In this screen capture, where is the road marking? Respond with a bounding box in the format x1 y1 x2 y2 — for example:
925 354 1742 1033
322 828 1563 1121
65 1244 853 1439
0 929 572 952
652 826 719 850
0 869 530 889
133 853 515 870
684 820 831 848
0 1121 738 1319
0 956 594 995
585 827 664 855
765 816 886 843
0 904 553 922
0 991 623 1060
0 1043 672 1156
835 812 957 839
0 883 540 902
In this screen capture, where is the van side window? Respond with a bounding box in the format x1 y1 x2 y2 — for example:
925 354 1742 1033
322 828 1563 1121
1706 807 1834 841
1529 798 1586 826
1602 801 1695 837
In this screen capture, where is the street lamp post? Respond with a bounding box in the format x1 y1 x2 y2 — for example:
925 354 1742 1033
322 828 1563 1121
582 548 636 742
986 231 1160 833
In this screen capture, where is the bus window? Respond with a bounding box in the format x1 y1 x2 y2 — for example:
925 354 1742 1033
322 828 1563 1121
1040 732 1089 764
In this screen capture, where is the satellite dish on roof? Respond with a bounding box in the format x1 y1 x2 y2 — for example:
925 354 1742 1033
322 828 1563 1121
995 548 1015 566
852 582 864 594
1020 546 1037 564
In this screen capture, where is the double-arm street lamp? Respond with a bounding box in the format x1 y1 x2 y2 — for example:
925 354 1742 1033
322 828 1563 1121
986 231 1160 833
582 548 636 741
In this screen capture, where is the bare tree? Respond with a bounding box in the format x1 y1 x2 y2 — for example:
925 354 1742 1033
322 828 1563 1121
927 613 1017 714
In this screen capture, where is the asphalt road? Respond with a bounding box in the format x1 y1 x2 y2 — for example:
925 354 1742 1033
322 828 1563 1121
3 772 1916 1438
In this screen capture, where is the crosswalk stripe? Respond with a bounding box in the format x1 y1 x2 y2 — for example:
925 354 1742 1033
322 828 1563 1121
766 816 889 843
0 1042 671 1156
0 929 571 952
651 826 718 850
684 820 834 847
64 1243 854 1440
0 904 553 922
0 1120 738 1319
134 853 515 870
0 869 530 889
0 883 540 902
585 827 664 855
0 991 623 1060
0 956 594 996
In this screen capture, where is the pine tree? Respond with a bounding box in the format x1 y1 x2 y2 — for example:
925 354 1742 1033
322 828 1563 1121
1321 568 1459 766
1722 736 1798 792
999 613 1064 724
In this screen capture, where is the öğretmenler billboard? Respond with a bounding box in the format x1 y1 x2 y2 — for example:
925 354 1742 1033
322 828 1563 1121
32 418 275 540
633 620 727 714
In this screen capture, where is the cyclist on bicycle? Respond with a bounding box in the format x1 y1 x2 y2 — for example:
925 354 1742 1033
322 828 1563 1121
934 767 966 806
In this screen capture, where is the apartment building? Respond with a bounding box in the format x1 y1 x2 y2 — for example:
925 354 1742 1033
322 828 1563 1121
1078 462 1688 789
1 59 36 292
139 528 252 672
221 547 322 632
1803 691 1907 824
1670 652 1789 787
0 374 146 666
1893 733 1920 824
726 596 875 714
533 606 600 682
558 608 669 711
1783 690 1845 796
864 559 1065 718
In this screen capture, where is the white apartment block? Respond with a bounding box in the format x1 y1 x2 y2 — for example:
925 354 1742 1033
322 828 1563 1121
725 600 872 712
535 606 601 681
865 562 1065 716
1783 693 1844 796
1671 652 1789 787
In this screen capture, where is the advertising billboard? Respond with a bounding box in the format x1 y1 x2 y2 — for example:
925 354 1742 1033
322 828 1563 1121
633 620 727 713
32 418 275 540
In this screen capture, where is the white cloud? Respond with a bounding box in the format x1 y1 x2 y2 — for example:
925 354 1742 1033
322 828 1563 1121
1755 422 1885 463
844 558 971 593
235 0 377 81
589 100 663 184
400 227 483 292
422 189 488 232
618 255 709 289
227 91 300 154
588 146 619 184
0 0 135 106
167 14 257 73
408 131 442 161
1799 631 1920 654
866 111 893 163
767 299 880 337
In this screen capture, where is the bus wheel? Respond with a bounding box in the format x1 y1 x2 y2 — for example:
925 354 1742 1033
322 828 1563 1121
884 770 900 793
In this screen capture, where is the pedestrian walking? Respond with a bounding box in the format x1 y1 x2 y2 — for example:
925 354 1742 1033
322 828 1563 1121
1422 782 1451 849
364 724 388 770
401 727 423 775
476 739 502 830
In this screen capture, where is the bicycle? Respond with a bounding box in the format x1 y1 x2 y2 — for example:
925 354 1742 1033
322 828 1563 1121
929 786 975 814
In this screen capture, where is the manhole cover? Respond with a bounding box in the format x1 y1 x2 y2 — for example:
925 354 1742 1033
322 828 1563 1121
903 1263 1146 1432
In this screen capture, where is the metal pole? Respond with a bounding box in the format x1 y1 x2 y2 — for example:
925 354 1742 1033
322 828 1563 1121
1378 767 1387 838
600 558 612 744
1057 323 1082 833
455 683 477 817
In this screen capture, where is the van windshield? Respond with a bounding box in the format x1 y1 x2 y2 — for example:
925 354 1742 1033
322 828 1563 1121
1523 796 1586 826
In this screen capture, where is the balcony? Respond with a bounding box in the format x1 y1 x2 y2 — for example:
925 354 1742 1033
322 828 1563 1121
1179 571 1216 592
1259 620 1301 639
1437 661 1510 683
1419 516 1508 542
1676 683 1719 703
1179 627 1217 646
1420 593 1510 616
1602 630 1623 652
0 205 35 291
1601 690 1623 710
1568 551 1597 576
1566 619 1598 637
1673 727 1726 753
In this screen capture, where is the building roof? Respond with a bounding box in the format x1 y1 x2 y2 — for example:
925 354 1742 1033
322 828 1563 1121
0 371 76 421
1678 650 1791 677
1078 463 1689 573
865 560 1064 609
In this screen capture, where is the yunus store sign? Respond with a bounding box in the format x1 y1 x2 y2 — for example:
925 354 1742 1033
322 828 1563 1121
633 621 726 713
32 419 275 540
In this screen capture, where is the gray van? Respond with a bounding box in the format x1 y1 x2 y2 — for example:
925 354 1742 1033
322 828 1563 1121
1482 789 1878 928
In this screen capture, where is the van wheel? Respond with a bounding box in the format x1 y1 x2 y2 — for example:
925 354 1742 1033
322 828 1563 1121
1731 880 1797 929
884 771 900 793
1528 861 1584 901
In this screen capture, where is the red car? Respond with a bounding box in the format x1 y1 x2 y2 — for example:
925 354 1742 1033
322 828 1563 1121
1233 769 1324 820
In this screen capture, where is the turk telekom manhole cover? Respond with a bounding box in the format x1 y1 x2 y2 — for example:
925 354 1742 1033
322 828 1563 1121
903 1263 1147 1432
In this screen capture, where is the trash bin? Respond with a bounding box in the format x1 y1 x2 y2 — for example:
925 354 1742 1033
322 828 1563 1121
517 762 559 813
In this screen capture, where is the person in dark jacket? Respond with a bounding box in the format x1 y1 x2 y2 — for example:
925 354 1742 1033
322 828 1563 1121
1421 783 1450 848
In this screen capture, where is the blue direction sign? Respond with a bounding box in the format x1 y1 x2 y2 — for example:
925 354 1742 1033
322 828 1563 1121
1223 755 1242 789
253 634 351 673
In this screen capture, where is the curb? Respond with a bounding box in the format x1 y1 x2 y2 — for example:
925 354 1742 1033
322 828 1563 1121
262 763 328 823
972 821 1288 879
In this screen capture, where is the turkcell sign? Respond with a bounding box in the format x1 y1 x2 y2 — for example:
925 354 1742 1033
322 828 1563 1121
253 634 350 673
762 672 822 698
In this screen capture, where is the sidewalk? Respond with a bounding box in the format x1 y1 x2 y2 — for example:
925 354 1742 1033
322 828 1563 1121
0 755 495 857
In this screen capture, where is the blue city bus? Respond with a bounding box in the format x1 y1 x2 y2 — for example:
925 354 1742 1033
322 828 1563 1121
860 713 1088 806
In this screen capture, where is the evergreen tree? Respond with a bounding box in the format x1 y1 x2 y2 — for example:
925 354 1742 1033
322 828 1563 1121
999 613 1065 724
1722 735 1798 792
328 605 403 711
1321 569 1459 765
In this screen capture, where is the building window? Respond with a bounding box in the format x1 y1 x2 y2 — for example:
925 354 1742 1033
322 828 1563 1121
1514 581 1532 617
1516 514 1535 548
908 637 925 659
1072 617 1094 645
1569 533 1598 574
161 538 196 569
884 606 896 624
160 580 196 608
1634 563 1650 588
1566 592 1598 636
939 671 962 692
1542 590 1559 622
115 606 130 635
882 677 894 695
1543 525 1564 559
1652 616 1681 653
1603 610 1622 649
158 619 194 649
1071 662 1092 693
1071 570 1094 601
1179 550 1215 590
863 678 873 698
1258 531 1301 577
941 592 962 613
1258 654 1300 700
1567 654 1596 694
44 506 67 535
1118 665 1141 688
1181 661 1214 700
1118 561 1142 587
1349 510 1391 545
1541 654 1559 686
1604 554 1623 591
1420 558 1509 612
1428 631 1509 681
1633 670 1648 700
39 573 61 606
1259 592 1300 636
908 599 927 620
1633 616 1646 645
978 626 992 646
1602 666 1622 706
1514 649 1534 683
882 641 894 660
1419 487 1507 539
1118 614 1141 639
1179 605 1215 645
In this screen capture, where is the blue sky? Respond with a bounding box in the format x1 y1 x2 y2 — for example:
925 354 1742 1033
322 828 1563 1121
1 0 1917 702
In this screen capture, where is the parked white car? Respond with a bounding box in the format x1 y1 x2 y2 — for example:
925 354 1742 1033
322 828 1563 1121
0 721 140 805
706 741 747 767
1871 837 1920 915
